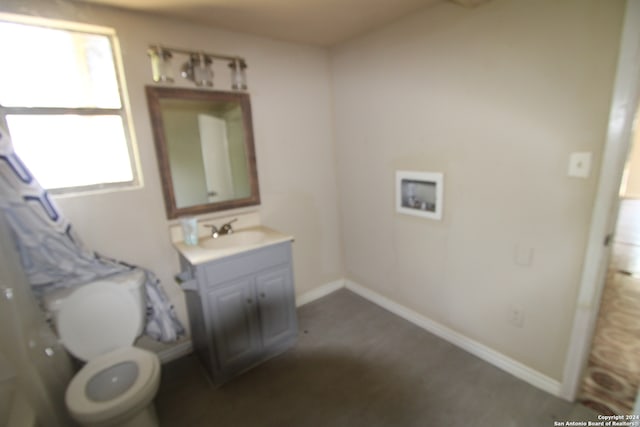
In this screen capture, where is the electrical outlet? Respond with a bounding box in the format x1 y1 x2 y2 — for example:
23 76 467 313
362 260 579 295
508 305 525 328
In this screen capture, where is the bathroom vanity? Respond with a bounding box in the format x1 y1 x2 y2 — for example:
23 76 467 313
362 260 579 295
175 226 297 385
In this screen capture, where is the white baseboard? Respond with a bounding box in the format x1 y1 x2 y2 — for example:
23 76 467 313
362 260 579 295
344 279 562 397
296 279 345 307
163 277 562 397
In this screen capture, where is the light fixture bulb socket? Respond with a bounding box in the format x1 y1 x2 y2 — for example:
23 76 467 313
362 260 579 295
229 58 248 91
181 53 214 87
148 46 174 83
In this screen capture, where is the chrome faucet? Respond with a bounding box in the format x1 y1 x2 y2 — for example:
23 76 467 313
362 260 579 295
204 218 237 239
219 218 237 235
204 224 220 239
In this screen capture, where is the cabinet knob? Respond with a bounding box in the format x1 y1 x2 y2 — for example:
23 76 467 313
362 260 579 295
260 292 266 298
246 298 253 304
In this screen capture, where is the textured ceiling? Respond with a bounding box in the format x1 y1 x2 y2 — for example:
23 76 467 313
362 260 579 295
76 0 445 46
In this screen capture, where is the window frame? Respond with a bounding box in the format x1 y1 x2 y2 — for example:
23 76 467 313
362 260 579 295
0 12 142 195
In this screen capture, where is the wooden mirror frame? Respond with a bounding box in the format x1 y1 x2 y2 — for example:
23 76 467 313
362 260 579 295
146 86 260 219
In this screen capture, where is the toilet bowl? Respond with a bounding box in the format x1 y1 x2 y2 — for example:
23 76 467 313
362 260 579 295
66 347 160 427
45 270 161 427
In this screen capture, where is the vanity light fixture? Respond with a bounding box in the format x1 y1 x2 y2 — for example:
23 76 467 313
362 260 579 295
229 58 248 91
181 53 214 87
147 44 248 91
147 46 174 83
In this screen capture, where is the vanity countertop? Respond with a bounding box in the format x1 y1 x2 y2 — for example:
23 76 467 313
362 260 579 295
173 225 293 265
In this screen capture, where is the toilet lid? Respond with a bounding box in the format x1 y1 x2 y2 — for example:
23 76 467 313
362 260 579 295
57 281 142 361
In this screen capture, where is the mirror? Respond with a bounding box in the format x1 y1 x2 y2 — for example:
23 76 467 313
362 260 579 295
146 86 260 219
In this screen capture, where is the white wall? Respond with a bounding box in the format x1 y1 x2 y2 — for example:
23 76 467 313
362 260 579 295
622 122 640 198
330 0 624 380
0 0 344 335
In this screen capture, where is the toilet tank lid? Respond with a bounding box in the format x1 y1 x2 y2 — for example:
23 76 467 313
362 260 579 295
106 269 146 287
42 286 76 314
43 269 145 315
57 281 142 361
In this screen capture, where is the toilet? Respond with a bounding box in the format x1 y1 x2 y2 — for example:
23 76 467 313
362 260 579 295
44 269 161 427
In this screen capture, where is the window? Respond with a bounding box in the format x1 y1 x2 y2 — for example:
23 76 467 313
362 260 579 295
0 14 139 193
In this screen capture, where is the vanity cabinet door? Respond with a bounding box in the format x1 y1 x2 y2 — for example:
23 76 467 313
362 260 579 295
185 241 298 385
206 277 261 373
255 267 297 350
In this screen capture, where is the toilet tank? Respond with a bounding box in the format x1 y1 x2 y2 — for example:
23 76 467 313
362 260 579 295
104 269 147 336
43 269 147 336
107 269 147 310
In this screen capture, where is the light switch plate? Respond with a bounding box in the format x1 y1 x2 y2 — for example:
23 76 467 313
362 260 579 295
568 152 592 178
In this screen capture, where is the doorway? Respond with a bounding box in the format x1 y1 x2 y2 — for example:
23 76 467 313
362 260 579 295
576 59 640 414
577 195 640 414
577 99 640 415
561 0 640 405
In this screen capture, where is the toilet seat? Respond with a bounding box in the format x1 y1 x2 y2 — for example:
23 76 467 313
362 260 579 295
65 346 160 425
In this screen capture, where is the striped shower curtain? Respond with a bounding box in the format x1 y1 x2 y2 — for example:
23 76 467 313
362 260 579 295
0 125 184 342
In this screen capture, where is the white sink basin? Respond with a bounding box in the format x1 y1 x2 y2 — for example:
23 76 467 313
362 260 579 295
175 225 293 264
199 230 268 250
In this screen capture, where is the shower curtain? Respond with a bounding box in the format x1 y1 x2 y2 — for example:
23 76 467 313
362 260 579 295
0 125 184 342
0 209 74 426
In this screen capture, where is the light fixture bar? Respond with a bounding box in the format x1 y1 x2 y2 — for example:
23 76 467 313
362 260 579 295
148 44 245 64
147 44 248 91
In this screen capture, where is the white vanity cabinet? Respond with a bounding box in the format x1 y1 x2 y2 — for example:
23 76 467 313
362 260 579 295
179 240 297 385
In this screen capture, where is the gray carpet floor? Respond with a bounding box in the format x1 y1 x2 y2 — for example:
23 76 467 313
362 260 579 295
156 289 597 426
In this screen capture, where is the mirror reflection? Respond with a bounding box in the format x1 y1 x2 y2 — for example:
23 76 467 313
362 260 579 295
146 87 260 219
